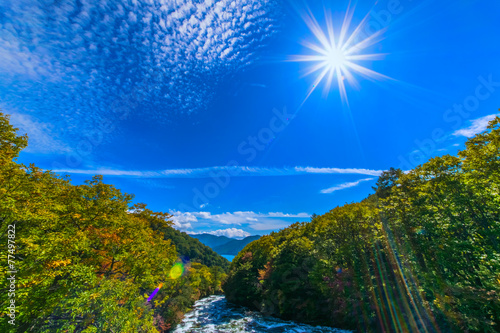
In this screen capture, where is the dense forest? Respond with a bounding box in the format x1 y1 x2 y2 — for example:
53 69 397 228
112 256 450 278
224 115 500 332
0 112 228 332
193 234 261 256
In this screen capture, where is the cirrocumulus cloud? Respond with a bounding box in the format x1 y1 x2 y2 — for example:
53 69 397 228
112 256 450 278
0 0 280 135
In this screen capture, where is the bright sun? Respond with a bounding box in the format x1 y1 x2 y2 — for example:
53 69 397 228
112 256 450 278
291 4 391 104
327 47 346 69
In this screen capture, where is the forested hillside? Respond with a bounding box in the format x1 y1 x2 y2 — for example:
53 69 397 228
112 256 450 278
0 113 227 332
157 227 230 270
224 116 500 332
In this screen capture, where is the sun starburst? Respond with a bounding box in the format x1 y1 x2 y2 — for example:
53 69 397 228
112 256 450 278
291 3 391 104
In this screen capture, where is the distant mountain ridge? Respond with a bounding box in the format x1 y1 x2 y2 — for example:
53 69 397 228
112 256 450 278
190 234 232 249
213 236 261 255
153 227 230 270
192 234 261 255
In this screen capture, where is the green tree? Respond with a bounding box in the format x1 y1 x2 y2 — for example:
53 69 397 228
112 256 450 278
0 112 228 332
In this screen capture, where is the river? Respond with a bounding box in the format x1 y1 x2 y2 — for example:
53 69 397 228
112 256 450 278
173 295 352 333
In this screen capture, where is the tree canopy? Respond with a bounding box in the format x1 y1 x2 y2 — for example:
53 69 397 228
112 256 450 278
0 112 227 332
224 116 500 332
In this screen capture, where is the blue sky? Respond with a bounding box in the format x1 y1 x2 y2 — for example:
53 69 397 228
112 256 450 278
1 0 499 238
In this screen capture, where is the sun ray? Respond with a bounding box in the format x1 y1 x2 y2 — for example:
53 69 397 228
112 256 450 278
303 66 332 102
291 4 391 103
338 1 355 47
302 8 331 52
340 2 380 52
346 53 388 61
324 8 337 50
300 41 330 56
340 64 360 90
345 28 387 55
323 67 336 94
290 54 328 62
300 61 331 78
340 11 371 52
344 61 392 81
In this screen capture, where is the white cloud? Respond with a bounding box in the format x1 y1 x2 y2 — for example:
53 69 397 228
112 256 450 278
453 114 498 138
169 210 310 232
51 165 384 178
320 178 375 194
204 228 251 239
169 212 197 230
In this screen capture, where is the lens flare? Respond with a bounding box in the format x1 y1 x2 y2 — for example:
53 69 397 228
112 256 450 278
169 262 184 280
146 283 163 302
290 3 392 104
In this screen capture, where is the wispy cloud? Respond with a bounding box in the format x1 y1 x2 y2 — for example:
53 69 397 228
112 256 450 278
169 210 310 232
453 114 498 138
294 167 382 176
8 111 70 154
320 178 375 194
52 166 384 178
